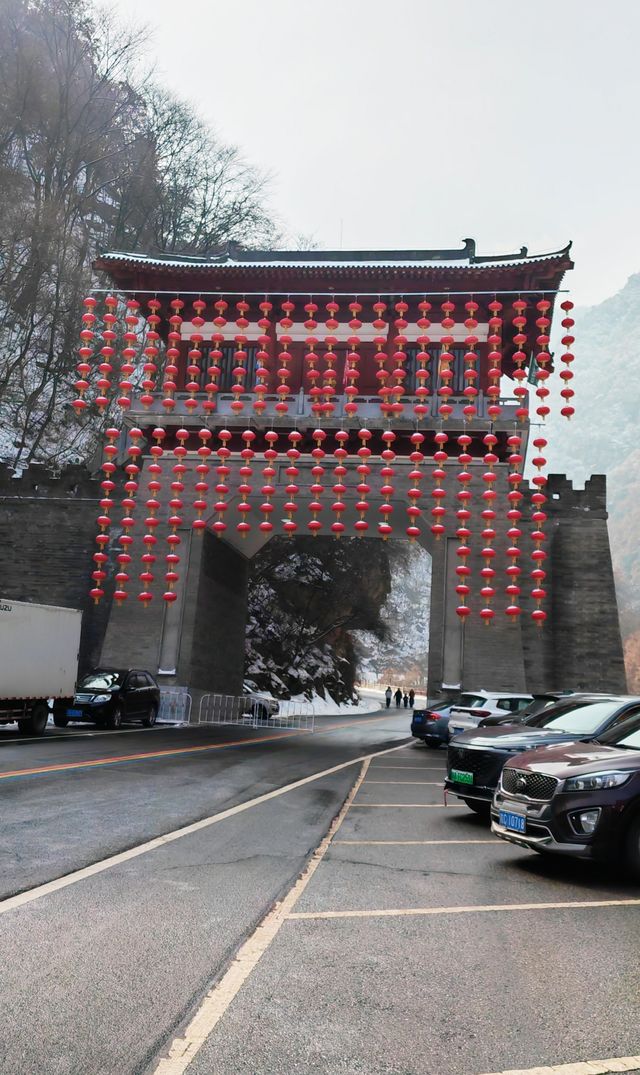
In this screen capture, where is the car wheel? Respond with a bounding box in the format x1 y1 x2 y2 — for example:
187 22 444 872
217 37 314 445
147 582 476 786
142 705 158 728
424 738 441 749
625 814 640 879
106 705 123 730
462 799 491 819
254 704 269 721
53 714 69 728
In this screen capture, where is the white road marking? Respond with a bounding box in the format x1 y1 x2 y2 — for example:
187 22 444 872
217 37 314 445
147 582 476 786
350 802 464 808
0 742 409 917
334 839 497 845
475 1057 640 1075
288 898 640 921
369 765 446 771
365 780 444 785
153 758 372 1074
1 725 171 745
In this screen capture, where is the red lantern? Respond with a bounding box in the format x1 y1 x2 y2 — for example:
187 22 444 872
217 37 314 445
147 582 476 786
321 299 339 417
183 299 206 414
511 298 529 423
462 299 479 419
331 430 349 536
96 295 118 412
114 297 139 412
276 300 295 415
430 430 448 539
533 298 552 420
236 429 255 536
355 428 372 535
504 432 523 620
213 428 231 536
389 300 408 418
414 300 432 421
372 301 391 417
308 428 326 535
260 430 278 534
192 428 212 533
438 300 455 419
486 298 503 422
560 299 576 419
406 430 424 541
344 300 363 417
230 300 250 415
283 430 301 534
162 298 183 413
140 298 162 410
206 300 228 414
378 429 395 539
73 296 97 415
254 300 272 416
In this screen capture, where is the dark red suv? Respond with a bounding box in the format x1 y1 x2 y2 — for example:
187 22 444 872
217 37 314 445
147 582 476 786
491 711 640 875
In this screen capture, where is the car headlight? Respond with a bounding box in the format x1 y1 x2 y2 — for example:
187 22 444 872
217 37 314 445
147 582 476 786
91 694 111 704
564 771 630 791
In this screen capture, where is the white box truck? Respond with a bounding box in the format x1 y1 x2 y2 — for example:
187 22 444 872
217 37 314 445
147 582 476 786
0 598 82 735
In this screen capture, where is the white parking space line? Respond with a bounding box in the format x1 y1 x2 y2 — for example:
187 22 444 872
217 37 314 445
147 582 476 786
369 765 446 771
365 780 444 785
287 898 640 922
333 839 497 845
476 1057 640 1074
350 803 464 808
0 742 410 917
153 759 372 1073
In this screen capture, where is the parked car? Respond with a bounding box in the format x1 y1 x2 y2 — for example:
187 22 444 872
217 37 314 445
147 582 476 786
478 691 578 728
492 710 640 876
411 703 453 748
54 669 160 729
445 695 637 816
242 682 279 720
447 691 533 738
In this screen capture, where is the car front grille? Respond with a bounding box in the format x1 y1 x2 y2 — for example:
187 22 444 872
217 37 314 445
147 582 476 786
502 768 558 801
447 746 504 788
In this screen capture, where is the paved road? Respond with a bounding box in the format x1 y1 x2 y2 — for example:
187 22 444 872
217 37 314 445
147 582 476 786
2 713 640 1075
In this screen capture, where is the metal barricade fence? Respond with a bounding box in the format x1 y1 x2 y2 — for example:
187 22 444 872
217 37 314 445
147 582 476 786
197 693 315 732
158 687 192 724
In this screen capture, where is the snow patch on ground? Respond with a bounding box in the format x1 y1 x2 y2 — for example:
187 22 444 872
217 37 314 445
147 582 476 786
290 690 382 716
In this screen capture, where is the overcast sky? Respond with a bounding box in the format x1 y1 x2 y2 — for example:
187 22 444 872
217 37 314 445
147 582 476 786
109 0 638 308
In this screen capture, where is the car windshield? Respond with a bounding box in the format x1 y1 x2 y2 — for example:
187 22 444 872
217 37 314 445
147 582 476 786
595 715 640 750
458 694 486 708
79 672 123 690
526 700 621 734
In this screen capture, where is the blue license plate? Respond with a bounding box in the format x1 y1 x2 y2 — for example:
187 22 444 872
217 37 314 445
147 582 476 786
67 708 82 717
413 715 424 723
500 809 526 834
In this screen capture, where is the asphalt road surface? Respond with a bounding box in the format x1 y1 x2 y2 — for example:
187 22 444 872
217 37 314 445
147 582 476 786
2 709 639 1075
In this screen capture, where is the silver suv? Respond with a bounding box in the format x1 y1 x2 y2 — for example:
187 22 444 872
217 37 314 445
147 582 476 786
448 690 532 739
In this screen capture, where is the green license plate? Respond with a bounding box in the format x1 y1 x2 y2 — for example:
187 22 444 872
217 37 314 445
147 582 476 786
450 769 473 785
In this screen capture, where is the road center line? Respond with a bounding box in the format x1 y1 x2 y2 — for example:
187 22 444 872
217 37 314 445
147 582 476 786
153 759 372 1074
0 741 409 917
287 898 640 922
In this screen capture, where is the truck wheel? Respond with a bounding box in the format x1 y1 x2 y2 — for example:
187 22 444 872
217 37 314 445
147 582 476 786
106 705 123 730
142 705 157 728
18 701 49 737
625 814 640 879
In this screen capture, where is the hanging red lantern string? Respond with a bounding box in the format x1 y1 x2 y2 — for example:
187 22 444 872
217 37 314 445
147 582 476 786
283 430 301 535
96 295 118 413
479 431 499 625
511 298 529 424
253 300 272 417
184 299 206 415
455 432 473 621
236 429 255 537
372 300 390 417
438 300 455 420
90 424 120 604
406 430 425 542
205 300 227 415
485 298 503 422
462 300 479 420
504 431 524 621
331 430 349 536
533 299 552 420
430 430 448 540
162 298 183 414
355 428 372 536
192 428 212 533
115 298 139 412
344 300 362 418
212 428 231 537
137 427 165 605
230 300 250 415
560 299 576 419
139 298 162 410
303 302 322 418
414 300 432 421
114 426 142 606
275 300 295 415
260 430 278 534
390 300 408 419
530 436 548 626
378 429 396 539
322 299 339 417
308 428 326 536
163 429 188 604
73 296 97 415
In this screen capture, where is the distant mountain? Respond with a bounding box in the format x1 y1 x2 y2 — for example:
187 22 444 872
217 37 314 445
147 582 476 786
546 272 640 686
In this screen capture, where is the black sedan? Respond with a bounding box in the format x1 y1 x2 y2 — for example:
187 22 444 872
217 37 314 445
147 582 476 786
445 696 640 816
492 711 640 876
54 669 160 729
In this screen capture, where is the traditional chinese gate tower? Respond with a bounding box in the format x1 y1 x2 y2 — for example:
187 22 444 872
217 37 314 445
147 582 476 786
85 240 625 696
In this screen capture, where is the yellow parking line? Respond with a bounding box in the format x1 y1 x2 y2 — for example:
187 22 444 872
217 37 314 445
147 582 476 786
288 898 640 922
475 1057 640 1075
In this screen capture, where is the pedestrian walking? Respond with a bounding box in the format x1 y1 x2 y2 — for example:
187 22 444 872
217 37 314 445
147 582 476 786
403 691 409 708
394 687 402 707
409 688 415 708
385 686 392 709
